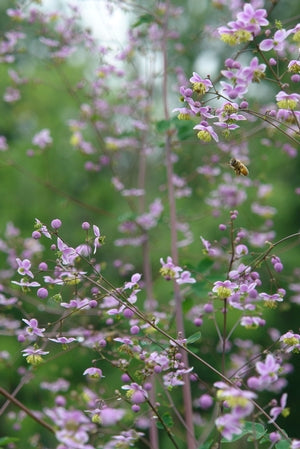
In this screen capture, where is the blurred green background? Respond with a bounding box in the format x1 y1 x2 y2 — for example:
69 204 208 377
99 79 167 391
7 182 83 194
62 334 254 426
0 0 299 447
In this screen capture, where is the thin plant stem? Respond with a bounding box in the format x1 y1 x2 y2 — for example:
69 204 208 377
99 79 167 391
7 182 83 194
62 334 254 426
222 219 235 375
221 297 228 376
60 269 291 443
161 2 196 448
0 386 55 434
137 137 159 448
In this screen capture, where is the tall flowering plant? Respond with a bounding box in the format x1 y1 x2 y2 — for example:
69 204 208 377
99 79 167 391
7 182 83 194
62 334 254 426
0 1 300 449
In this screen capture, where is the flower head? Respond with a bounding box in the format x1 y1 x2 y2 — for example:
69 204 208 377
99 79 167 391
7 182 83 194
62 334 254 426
213 280 237 299
22 318 45 337
22 346 49 365
57 237 77 265
32 128 52 148
189 72 212 95
194 122 219 142
16 258 34 278
93 225 104 254
160 256 182 280
83 367 104 379
268 393 289 423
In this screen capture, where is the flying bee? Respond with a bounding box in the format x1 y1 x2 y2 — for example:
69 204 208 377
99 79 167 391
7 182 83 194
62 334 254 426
230 158 249 176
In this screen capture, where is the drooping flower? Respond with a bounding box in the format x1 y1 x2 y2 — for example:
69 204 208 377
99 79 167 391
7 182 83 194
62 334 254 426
160 256 182 280
93 225 104 254
213 280 238 300
122 382 148 404
259 29 292 53
83 367 104 379
214 381 257 440
124 273 142 290
57 237 77 265
85 406 125 426
176 270 196 285
189 72 212 95
16 258 34 278
193 122 219 142
48 336 77 344
22 318 45 337
279 331 300 353
276 91 300 110
22 346 49 365
268 393 289 423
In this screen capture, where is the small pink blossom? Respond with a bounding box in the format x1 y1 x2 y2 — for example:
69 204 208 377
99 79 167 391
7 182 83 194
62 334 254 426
16 258 34 278
176 270 196 285
259 29 292 53
124 273 142 290
93 225 102 254
49 337 77 344
3 87 20 102
57 237 77 265
83 367 104 379
160 256 182 280
22 318 45 337
193 122 219 143
22 346 49 357
32 129 52 149
0 136 8 151
268 393 288 423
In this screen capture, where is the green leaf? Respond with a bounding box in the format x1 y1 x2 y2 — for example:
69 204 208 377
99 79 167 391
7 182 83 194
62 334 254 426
156 119 173 133
118 212 136 222
0 437 19 446
132 14 155 28
156 412 174 429
191 281 209 297
182 296 194 313
197 440 213 449
175 121 194 141
275 440 290 449
244 421 266 439
196 258 214 273
186 331 202 344
221 422 267 444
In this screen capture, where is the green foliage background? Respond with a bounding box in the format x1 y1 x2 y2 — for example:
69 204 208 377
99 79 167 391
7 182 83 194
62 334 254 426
0 0 299 447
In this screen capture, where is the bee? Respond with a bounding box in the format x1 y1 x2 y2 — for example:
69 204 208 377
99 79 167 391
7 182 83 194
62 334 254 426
230 158 249 176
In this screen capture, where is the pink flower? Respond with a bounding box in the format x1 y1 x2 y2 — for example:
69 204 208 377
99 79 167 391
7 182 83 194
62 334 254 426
11 279 40 288
86 407 125 426
34 219 52 239
32 129 52 148
57 237 77 265
236 3 269 35
259 29 292 53
193 122 219 142
21 346 49 357
160 256 182 280
189 72 213 95
268 393 288 423
3 87 20 102
0 136 8 151
16 258 34 278
256 354 280 382
93 225 102 254
215 413 242 441
198 394 213 409
122 382 147 404
49 337 77 344
176 270 196 285
83 367 104 379
22 318 45 337
124 273 142 290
